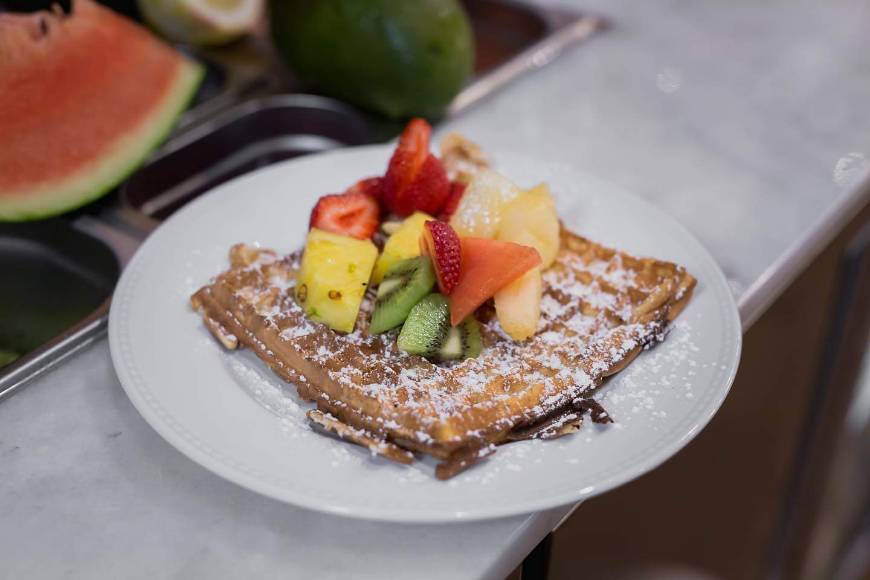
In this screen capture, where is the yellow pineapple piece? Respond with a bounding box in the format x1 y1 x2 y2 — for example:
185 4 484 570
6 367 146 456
296 228 378 333
497 185 560 268
449 168 521 238
494 267 543 341
371 211 432 284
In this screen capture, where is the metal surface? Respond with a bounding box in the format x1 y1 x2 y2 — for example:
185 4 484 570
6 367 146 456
0 222 119 401
121 95 375 225
0 305 108 403
450 1 601 116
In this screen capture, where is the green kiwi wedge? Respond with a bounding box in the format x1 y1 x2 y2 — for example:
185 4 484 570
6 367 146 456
397 293 482 361
369 256 436 334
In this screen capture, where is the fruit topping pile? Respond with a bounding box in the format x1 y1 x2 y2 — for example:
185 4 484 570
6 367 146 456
297 119 562 360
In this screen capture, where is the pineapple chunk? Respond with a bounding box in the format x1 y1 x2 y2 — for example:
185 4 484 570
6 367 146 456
296 228 378 333
449 168 522 238
494 267 543 341
371 211 433 284
497 185 560 268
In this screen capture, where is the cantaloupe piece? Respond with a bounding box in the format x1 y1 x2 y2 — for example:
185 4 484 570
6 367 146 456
494 267 543 341
448 237 541 326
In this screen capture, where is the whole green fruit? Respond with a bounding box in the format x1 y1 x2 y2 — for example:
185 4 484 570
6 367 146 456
269 0 474 119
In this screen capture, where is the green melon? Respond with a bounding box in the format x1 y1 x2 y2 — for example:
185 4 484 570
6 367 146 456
0 0 203 221
269 0 473 120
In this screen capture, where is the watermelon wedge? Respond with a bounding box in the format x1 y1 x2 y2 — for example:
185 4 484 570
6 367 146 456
0 0 203 221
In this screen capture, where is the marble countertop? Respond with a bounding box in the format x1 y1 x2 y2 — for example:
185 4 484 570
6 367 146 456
0 344 565 580
3 0 870 578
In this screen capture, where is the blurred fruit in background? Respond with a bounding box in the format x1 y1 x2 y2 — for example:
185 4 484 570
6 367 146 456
137 0 263 46
269 0 474 120
0 0 202 220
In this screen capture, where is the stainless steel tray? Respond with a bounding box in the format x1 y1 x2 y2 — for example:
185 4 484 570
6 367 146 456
0 221 118 401
0 0 602 400
121 94 376 227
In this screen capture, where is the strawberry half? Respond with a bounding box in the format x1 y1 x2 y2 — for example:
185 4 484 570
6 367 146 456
390 153 450 217
384 118 430 202
420 220 462 294
309 190 379 240
438 181 466 220
382 119 450 217
345 176 385 204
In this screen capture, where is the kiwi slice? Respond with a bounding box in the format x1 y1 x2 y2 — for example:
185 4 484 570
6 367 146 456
369 256 436 334
436 318 482 361
455 317 483 359
397 293 482 361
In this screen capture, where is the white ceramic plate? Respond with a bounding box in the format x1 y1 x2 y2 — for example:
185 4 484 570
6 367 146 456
109 145 741 523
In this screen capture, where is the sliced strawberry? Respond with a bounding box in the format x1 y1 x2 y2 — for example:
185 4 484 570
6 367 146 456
345 176 385 204
438 181 466 220
309 190 379 240
392 119 430 189
384 118 430 199
390 153 450 217
420 220 462 294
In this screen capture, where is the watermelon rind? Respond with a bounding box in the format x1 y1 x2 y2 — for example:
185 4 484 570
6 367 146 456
0 60 203 222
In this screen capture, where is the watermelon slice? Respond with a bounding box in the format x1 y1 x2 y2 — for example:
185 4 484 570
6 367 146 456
0 0 203 221
449 237 542 326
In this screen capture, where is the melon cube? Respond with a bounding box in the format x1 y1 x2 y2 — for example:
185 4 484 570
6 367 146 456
494 267 543 341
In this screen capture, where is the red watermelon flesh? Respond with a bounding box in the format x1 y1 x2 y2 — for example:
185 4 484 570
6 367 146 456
0 0 203 220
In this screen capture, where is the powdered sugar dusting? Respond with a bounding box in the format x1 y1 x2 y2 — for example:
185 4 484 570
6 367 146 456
197 231 696 462
595 319 700 427
224 350 313 438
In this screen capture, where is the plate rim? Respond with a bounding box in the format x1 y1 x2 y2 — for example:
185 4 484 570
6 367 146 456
109 144 742 523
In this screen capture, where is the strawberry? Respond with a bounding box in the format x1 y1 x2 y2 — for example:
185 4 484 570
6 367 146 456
390 154 449 217
420 220 462 294
384 118 430 203
382 119 450 217
438 181 466 220
309 190 379 240
345 176 385 204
